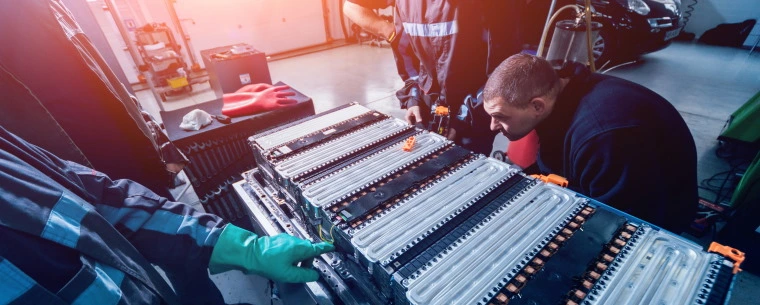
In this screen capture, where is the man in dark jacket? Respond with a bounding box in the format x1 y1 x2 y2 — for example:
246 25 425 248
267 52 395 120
0 127 333 305
483 54 697 233
343 0 523 155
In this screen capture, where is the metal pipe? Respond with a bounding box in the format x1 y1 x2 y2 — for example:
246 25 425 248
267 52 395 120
163 0 198 68
322 0 334 42
102 0 143 70
103 0 165 111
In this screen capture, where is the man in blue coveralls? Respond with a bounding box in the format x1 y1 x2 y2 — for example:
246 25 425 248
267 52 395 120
343 0 524 155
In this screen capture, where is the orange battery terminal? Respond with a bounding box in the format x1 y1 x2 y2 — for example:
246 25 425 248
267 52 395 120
435 105 450 116
708 242 745 274
402 136 416 152
530 174 569 187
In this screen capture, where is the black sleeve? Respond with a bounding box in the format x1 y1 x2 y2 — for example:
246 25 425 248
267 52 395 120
346 0 394 9
572 128 685 232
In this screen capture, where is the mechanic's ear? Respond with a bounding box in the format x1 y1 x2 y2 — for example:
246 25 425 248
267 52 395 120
530 97 546 115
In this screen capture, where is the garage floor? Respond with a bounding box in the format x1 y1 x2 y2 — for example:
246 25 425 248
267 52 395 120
138 41 760 304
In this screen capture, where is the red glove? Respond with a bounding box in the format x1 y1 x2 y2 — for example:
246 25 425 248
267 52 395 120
234 83 274 93
222 85 297 117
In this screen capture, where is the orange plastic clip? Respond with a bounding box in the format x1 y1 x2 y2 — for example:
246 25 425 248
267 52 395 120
708 242 745 274
435 106 449 116
530 174 569 187
403 136 416 152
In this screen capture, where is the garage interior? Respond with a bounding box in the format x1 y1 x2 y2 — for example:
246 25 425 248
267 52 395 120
1 0 759 304
153 40 760 305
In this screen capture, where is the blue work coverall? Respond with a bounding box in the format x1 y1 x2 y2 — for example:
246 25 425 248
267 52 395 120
348 0 523 154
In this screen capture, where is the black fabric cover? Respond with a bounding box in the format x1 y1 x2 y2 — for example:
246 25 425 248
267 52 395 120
699 19 757 47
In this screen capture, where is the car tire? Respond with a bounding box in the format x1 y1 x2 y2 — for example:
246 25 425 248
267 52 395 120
593 27 614 69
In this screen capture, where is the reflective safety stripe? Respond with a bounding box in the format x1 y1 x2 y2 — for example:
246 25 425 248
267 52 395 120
71 263 124 305
0 259 36 304
41 194 89 248
402 21 458 37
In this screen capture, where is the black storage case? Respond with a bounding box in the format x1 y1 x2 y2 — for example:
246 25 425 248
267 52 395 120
160 82 314 229
201 43 272 98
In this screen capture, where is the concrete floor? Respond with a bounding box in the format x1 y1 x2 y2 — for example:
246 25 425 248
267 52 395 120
137 41 760 304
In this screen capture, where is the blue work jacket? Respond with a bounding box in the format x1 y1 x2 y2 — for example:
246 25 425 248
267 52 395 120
0 127 227 305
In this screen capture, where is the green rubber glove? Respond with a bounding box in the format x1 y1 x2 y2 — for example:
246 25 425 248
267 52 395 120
209 224 334 283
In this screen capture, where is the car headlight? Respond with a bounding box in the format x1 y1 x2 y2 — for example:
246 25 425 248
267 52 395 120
664 0 680 15
618 0 651 15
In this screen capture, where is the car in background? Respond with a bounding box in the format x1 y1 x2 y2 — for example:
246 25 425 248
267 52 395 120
589 0 684 67
524 0 684 67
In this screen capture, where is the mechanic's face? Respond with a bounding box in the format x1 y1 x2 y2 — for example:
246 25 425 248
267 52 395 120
484 97 548 141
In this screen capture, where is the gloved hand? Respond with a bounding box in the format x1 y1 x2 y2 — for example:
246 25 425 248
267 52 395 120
446 127 457 141
222 85 297 117
209 224 334 283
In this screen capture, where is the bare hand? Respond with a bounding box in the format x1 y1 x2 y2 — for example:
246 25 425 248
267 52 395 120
446 127 457 141
165 162 184 174
405 106 423 125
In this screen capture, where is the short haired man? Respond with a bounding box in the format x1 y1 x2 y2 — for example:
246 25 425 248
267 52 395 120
483 54 697 233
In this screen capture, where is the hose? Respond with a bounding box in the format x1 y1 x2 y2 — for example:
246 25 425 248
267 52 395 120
682 0 697 28
537 4 582 58
599 59 639 74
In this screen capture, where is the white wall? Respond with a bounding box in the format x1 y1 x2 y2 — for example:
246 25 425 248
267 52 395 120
682 0 760 46
87 0 330 82
167 0 327 67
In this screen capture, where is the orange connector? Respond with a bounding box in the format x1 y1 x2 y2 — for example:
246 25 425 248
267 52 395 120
402 136 416 152
708 242 745 274
435 106 449 116
530 174 568 187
